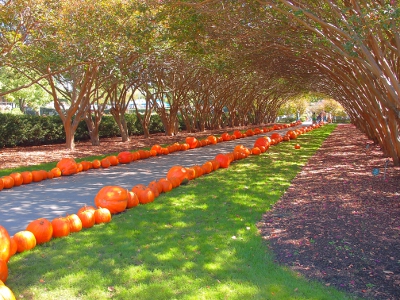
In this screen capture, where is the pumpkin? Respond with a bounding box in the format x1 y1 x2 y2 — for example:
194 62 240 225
168 176 181 188
147 182 160 198
131 151 140 161
56 158 78 176
151 144 162 154
270 132 282 141
252 147 261 155
161 148 169 155
294 143 301 149
207 135 218 145
254 137 270 151
221 132 231 141
117 152 132 164
193 165 204 178
39 170 48 180
246 129 254 136
13 231 36 253
215 153 230 168
166 166 189 184
202 161 213 174
233 130 242 139
186 167 196 180
1 177 13 189
107 155 119 166
94 208 112 224
66 214 82 233
185 137 198 149
210 159 220 171
26 218 53 244
180 143 190 151
230 135 236 140
138 150 150 159
92 159 101 169
31 170 43 182
51 217 70 238
100 158 111 168
126 191 140 208
46 171 54 179
0 261 8 284
0 226 10 262
10 174 23 187
148 181 163 195
137 188 155 204
20 171 33 184
0 280 16 300
149 150 157 157
131 184 147 197
77 162 83 172
158 179 173 193
80 161 92 171
94 186 128 214
77 210 95 228
51 167 62 177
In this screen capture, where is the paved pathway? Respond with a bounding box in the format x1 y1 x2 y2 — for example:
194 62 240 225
0 124 308 235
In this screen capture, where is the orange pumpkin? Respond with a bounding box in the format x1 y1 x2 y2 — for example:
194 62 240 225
221 132 231 141
185 137 198 149
207 136 218 145
77 205 96 214
202 161 213 174
13 231 36 253
80 161 92 171
246 129 254 136
161 148 169 155
117 152 132 164
66 214 83 233
168 176 181 188
46 171 54 179
215 153 231 168
51 167 62 177
21 171 33 184
233 130 242 138
186 167 196 180
1 176 13 189
294 143 301 149
0 226 10 263
167 166 189 184
8 239 17 260
148 181 163 195
100 158 111 168
31 170 43 182
51 217 70 238
56 158 78 176
107 155 119 166
180 143 190 151
94 186 128 214
26 218 53 244
126 191 140 208
92 159 101 169
158 179 173 193
0 261 8 283
137 188 155 204
0 279 16 299
94 208 112 224
39 169 48 180
9 173 23 187
254 137 270 151
77 210 95 228
210 159 220 171
151 144 163 155
252 147 261 155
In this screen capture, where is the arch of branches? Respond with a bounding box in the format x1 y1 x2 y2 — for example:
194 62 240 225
0 0 399 164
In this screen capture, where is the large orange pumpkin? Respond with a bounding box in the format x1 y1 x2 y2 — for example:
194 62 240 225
21 171 33 184
26 218 53 244
100 158 111 168
166 166 189 184
221 132 231 141
0 279 16 299
94 186 128 214
13 231 36 253
254 137 270 151
51 217 70 238
107 155 119 166
215 153 231 168
0 261 8 284
56 158 78 176
31 170 43 182
185 137 198 149
158 179 173 193
0 226 10 262
1 176 14 189
117 152 132 164
207 136 218 145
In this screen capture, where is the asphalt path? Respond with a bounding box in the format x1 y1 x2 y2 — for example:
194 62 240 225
0 124 309 235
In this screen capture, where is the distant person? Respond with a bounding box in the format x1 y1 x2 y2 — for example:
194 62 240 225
312 112 316 124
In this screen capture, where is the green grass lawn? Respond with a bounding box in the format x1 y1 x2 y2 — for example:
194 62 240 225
6 124 357 299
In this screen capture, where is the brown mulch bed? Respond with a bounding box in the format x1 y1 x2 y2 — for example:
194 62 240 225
1 124 399 299
258 124 400 299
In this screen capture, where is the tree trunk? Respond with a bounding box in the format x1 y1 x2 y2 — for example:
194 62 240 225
64 122 76 150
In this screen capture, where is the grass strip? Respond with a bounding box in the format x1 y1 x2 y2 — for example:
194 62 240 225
8 124 355 299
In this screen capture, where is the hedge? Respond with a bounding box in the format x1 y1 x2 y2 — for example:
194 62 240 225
0 113 177 148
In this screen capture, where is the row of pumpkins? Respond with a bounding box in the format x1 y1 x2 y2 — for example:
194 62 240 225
0 121 324 299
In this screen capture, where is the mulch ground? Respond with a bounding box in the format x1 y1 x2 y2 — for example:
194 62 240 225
258 124 400 299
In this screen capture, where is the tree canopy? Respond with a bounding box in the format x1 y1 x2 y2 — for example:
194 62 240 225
0 0 399 164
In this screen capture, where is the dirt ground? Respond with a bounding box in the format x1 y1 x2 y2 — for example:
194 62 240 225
0 124 399 299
